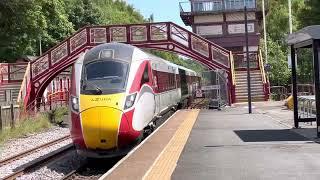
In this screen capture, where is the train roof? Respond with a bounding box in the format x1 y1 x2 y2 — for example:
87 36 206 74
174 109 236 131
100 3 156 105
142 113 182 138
83 43 199 76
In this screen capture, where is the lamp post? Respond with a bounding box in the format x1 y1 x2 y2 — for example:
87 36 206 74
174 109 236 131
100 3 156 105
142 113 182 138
288 0 293 34
245 6 252 114
262 0 268 64
39 36 42 56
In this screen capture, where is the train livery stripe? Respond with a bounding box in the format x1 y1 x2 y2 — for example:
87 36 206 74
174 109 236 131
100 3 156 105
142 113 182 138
79 93 125 149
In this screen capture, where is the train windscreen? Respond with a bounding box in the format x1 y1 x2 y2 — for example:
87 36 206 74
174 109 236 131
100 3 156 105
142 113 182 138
81 60 129 94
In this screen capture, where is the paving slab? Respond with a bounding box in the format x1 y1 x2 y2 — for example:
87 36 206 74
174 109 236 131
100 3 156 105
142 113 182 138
172 104 320 180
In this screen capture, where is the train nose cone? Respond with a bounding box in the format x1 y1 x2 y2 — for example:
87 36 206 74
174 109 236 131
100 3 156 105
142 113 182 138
81 106 122 150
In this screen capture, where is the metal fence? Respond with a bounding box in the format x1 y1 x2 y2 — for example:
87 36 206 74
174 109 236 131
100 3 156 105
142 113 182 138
201 70 228 108
297 96 316 119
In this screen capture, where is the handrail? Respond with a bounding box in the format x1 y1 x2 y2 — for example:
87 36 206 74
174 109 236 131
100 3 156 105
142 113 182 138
259 49 267 84
259 48 270 100
47 90 69 101
31 22 231 82
230 52 236 86
25 90 69 112
17 63 31 103
26 21 233 107
179 0 256 13
0 63 28 84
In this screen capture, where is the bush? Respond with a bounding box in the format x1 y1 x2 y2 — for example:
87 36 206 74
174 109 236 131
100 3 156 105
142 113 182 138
46 107 69 125
0 113 52 145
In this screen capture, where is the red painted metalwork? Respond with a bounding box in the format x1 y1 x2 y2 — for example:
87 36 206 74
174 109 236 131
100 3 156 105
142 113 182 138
24 22 234 109
0 63 28 84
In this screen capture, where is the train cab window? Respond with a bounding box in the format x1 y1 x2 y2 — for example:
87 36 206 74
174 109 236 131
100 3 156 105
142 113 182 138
141 66 149 85
82 60 129 94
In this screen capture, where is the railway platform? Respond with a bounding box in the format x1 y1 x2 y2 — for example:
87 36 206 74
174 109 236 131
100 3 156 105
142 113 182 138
99 101 320 180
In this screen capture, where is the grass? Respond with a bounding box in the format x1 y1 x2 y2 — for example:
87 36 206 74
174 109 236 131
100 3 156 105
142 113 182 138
0 106 70 146
47 106 69 125
0 113 52 145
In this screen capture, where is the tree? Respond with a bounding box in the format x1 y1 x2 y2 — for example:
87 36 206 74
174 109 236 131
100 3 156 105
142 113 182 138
262 0 306 86
0 0 46 61
298 0 320 27
149 50 205 73
66 0 101 30
94 0 145 24
40 0 74 51
263 37 290 86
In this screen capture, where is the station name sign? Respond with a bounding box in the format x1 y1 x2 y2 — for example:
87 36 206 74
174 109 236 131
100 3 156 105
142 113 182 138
201 85 220 91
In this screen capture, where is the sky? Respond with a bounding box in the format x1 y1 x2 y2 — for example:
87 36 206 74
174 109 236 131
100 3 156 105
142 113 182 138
126 0 190 30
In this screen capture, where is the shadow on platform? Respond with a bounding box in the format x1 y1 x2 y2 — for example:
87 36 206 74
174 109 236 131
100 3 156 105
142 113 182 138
234 129 309 142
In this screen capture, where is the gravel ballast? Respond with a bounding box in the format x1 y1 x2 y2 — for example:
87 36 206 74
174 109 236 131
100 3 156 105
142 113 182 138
0 126 70 160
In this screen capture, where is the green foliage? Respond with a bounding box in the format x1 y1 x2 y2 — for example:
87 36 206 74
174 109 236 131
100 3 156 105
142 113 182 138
266 0 304 42
263 0 307 86
93 0 145 24
298 0 320 27
46 106 69 125
0 0 46 61
65 0 102 29
0 0 145 62
40 0 74 51
263 37 290 86
0 113 51 145
296 48 314 83
149 50 205 73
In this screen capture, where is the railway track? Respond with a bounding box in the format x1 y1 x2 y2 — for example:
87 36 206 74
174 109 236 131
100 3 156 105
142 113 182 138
0 135 71 167
189 98 209 109
61 110 177 180
61 157 122 180
2 144 74 180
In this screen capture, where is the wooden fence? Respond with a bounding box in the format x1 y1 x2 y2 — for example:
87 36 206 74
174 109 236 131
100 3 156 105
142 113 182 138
0 103 20 130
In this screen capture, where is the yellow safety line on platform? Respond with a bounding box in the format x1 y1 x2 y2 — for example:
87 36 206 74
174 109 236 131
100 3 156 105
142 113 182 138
143 109 200 180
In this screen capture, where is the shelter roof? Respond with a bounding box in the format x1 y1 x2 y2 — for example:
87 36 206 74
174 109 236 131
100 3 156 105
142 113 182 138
287 25 320 47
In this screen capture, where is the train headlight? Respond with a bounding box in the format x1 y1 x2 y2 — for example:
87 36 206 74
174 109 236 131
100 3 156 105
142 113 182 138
124 93 137 109
71 96 79 113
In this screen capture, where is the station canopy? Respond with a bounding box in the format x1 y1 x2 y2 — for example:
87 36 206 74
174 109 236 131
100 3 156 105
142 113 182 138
286 25 320 137
287 25 320 48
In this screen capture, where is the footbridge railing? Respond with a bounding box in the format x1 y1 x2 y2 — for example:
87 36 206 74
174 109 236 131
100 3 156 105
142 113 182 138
21 22 235 109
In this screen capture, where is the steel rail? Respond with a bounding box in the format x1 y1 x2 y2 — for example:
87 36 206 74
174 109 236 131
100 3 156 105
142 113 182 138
0 135 70 166
61 164 88 180
2 144 74 180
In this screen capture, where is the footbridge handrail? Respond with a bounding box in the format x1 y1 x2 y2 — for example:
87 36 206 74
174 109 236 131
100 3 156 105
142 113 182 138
259 48 270 100
29 22 232 81
23 21 235 109
17 62 30 103
230 52 236 86
259 49 266 84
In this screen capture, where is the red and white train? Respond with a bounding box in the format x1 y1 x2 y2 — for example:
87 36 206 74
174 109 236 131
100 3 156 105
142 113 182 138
70 43 200 157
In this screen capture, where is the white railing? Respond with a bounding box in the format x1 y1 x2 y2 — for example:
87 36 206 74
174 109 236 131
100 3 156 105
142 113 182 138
17 62 30 103
230 52 236 86
180 0 256 13
259 49 267 84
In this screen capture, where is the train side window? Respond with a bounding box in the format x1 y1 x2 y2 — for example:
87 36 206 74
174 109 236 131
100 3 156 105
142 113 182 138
141 65 149 85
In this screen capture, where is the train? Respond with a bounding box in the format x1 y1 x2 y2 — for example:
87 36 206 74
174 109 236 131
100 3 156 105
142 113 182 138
69 43 200 158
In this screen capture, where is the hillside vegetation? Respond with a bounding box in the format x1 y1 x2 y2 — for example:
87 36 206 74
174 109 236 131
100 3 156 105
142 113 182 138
264 0 320 86
0 0 204 72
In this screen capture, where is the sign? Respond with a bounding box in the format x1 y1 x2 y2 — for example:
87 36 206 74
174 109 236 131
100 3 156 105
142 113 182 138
196 89 203 98
264 63 271 72
228 23 254 34
201 85 220 91
287 53 297 69
196 25 223 35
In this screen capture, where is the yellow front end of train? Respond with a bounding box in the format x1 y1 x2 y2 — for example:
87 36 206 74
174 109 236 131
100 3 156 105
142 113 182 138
79 93 125 150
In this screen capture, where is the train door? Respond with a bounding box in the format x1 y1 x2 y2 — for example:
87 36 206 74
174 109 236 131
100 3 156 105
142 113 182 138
152 63 161 115
179 68 188 98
